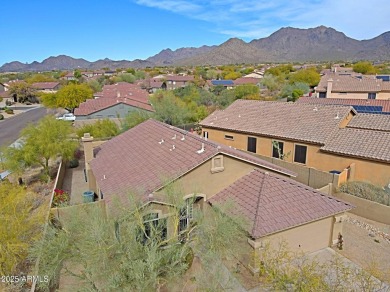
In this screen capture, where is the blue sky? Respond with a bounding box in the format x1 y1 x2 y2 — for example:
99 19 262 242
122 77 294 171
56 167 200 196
0 0 389 66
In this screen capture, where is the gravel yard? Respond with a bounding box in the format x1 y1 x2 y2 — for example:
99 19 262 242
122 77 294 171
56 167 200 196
336 213 390 282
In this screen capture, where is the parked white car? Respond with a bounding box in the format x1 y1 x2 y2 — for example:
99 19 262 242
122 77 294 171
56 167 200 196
56 113 76 121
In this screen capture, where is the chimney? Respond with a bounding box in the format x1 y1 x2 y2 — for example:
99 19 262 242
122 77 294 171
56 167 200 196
326 78 333 98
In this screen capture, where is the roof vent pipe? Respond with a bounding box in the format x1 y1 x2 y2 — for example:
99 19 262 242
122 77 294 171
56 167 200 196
196 143 205 154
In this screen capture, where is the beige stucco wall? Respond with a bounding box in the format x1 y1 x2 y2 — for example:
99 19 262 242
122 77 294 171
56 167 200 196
255 217 336 253
317 91 390 100
202 127 390 186
156 154 288 201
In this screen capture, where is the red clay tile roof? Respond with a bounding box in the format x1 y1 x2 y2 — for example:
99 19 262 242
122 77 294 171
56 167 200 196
297 97 390 113
321 128 390 162
74 97 154 116
347 114 390 132
200 100 354 144
316 73 390 93
89 120 295 205
31 82 60 90
233 77 261 85
208 169 353 238
93 82 150 104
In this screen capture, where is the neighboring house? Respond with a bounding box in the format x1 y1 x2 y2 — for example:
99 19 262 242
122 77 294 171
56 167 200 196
200 100 390 186
82 119 352 273
32 82 60 93
75 82 153 120
149 75 195 91
93 82 150 100
64 72 77 81
297 96 390 114
315 73 390 99
243 72 263 78
233 77 261 86
74 97 154 120
207 80 235 90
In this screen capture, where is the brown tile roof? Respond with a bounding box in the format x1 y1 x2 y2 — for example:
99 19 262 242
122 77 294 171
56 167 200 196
297 97 390 113
74 97 154 116
94 82 150 104
200 100 354 144
321 128 390 162
316 73 389 93
209 169 353 238
347 114 390 132
31 82 60 90
233 77 261 85
155 75 194 82
89 120 295 205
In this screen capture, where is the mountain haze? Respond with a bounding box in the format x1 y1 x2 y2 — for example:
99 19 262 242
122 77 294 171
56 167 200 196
1 26 389 72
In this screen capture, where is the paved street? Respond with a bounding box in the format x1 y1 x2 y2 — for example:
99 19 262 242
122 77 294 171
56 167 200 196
0 106 47 147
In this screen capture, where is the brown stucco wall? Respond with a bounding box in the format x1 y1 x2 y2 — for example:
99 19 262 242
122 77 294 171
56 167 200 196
202 127 390 186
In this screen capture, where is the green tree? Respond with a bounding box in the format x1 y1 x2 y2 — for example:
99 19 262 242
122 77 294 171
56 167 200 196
288 68 320 87
113 73 136 83
260 74 283 92
223 71 241 80
30 185 244 291
3 116 78 179
76 119 120 139
234 84 259 99
87 79 102 93
0 182 45 276
55 83 93 111
25 73 56 84
38 92 58 108
73 70 82 79
266 64 294 76
121 110 153 132
281 82 310 101
8 82 38 103
353 61 378 74
150 91 189 125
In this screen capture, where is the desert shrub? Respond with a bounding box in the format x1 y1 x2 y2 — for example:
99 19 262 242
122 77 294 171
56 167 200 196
5 109 14 114
0 114 3 120
76 119 120 139
338 181 390 205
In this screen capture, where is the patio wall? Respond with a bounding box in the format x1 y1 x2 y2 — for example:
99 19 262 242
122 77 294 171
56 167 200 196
333 192 390 225
256 154 347 189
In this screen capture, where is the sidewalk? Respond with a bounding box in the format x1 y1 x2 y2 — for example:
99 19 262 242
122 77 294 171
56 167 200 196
61 157 89 205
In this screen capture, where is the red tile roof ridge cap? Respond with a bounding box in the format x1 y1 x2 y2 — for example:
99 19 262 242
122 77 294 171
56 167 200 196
251 170 267 236
252 168 354 207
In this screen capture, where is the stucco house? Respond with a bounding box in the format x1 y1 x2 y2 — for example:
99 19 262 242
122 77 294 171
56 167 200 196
75 82 153 120
297 96 390 114
315 73 390 99
81 119 352 273
32 82 60 93
200 100 390 187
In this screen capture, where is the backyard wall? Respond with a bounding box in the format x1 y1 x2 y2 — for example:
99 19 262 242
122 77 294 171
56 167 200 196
255 154 343 189
334 192 390 225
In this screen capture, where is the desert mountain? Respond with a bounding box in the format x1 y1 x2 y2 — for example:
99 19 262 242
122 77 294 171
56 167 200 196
1 26 389 72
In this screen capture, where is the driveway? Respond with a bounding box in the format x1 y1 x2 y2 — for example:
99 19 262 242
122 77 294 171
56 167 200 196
0 106 47 147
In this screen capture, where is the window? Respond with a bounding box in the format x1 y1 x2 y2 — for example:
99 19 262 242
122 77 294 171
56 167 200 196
203 131 208 140
319 92 326 98
179 197 202 233
224 135 234 140
139 212 167 244
294 144 307 164
247 137 257 153
211 155 224 173
368 93 376 99
272 141 284 159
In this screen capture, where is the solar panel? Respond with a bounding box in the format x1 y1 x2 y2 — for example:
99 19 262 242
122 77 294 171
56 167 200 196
376 75 390 82
353 105 384 114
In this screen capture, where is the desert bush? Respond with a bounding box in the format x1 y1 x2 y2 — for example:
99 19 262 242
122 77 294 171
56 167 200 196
338 181 390 205
0 114 3 120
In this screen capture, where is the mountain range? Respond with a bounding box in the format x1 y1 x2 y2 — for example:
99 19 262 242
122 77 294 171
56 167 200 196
1 26 389 72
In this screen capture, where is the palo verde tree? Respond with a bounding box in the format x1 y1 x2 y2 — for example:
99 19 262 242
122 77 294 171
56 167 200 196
0 181 45 276
55 83 93 112
3 116 78 179
30 182 245 291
